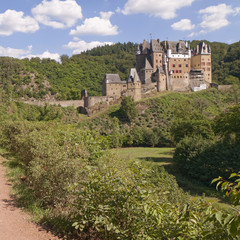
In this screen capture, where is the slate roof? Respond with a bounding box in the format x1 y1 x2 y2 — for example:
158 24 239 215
145 58 153 69
151 39 163 53
127 68 141 83
167 41 189 54
192 42 211 55
104 74 125 84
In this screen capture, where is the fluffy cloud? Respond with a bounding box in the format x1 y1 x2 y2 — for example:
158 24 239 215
171 19 195 31
0 45 60 62
0 10 39 36
64 39 114 54
0 45 32 58
23 51 61 62
199 4 240 33
32 0 83 29
120 0 194 19
70 12 118 36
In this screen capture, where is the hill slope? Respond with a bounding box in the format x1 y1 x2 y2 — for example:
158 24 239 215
0 41 239 100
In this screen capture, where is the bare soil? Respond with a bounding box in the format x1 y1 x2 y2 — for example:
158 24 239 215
0 156 61 240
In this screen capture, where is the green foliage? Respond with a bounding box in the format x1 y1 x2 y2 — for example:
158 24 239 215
171 118 214 143
212 173 240 237
119 96 138 122
214 104 240 143
174 135 240 184
174 103 240 184
1 119 236 239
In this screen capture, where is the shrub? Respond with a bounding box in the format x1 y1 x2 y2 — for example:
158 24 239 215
174 135 240 184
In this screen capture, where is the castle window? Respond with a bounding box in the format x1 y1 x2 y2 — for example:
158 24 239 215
156 60 158 63
160 60 162 63
172 70 175 73
184 59 186 61
176 70 178 73
207 62 211 66
177 76 179 78
179 70 182 73
207 68 210 71
172 64 175 67
179 64 182 67
180 76 182 78
202 62 205 66
203 68 206 71
186 64 188 67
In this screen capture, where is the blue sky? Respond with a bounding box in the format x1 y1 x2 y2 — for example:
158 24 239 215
0 0 239 61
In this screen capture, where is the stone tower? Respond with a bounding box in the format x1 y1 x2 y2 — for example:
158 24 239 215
191 42 212 83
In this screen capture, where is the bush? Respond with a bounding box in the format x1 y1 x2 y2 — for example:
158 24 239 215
174 135 240 184
171 119 214 144
0 120 235 239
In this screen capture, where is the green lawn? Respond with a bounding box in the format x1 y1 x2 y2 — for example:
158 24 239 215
112 147 174 166
113 147 232 211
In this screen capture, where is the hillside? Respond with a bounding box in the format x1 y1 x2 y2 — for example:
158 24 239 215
0 41 239 101
79 87 239 148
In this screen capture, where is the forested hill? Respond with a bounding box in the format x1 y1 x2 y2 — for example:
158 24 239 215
0 41 239 100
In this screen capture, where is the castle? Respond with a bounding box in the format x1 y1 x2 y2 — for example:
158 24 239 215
82 39 212 115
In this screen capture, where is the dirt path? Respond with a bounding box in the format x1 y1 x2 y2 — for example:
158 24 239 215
0 156 61 240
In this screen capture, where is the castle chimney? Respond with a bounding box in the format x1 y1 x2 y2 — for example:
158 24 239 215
196 44 199 54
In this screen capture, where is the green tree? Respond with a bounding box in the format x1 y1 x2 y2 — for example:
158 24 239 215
170 118 214 143
214 104 240 143
119 96 138 122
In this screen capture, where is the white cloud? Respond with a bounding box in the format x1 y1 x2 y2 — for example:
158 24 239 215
188 32 196 38
120 0 194 19
23 51 61 62
199 3 240 33
171 19 195 31
64 39 114 54
0 45 60 62
32 0 83 29
0 45 32 58
70 11 118 36
0 10 39 36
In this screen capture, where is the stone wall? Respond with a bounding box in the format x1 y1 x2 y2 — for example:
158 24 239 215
211 83 232 90
169 74 189 91
23 100 84 108
84 96 109 108
103 83 127 99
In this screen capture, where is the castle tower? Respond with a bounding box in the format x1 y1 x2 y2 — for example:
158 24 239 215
191 42 212 83
126 68 142 101
150 39 164 72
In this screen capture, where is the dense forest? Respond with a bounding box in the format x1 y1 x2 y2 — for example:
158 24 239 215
0 41 239 100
